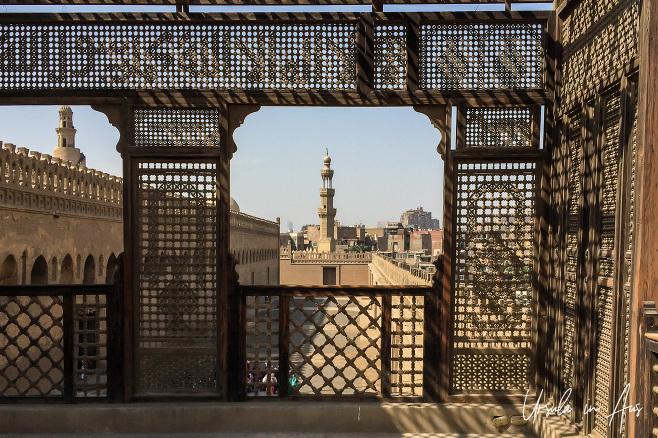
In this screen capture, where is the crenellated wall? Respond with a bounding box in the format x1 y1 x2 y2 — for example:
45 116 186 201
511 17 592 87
0 142 124 285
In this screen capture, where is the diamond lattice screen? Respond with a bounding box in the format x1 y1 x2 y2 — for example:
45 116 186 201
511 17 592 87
420 23 543 90
135 160 218 394
452 161 536 392
289 296 381 396
0 296 64 397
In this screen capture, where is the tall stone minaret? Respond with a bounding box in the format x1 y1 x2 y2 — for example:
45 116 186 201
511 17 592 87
317 149 336 253
53 105 85 166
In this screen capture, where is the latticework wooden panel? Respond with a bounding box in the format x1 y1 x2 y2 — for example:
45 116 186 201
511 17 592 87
74 294 107 397
0 23 357 90
391 294 423 397
289 296 381 396
135 160 218 393
0 296 64 396
420 23 543 90
465 108 532 148
452 161 535 392
593 91 621 436
561 0 639 109
562 111 581 398
246 295 279 397
373 24 406 90
134 108 220 148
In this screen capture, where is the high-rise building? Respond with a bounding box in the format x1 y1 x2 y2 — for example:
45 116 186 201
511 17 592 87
400 206 439 229
317 151 336 252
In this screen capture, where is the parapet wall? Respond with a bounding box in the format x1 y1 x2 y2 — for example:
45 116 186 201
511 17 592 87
0 142 122 220
370 253 431 286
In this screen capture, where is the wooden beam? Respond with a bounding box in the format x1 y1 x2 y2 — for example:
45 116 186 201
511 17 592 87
629 0 658 435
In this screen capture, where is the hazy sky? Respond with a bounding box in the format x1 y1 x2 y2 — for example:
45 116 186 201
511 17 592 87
0 105 443 230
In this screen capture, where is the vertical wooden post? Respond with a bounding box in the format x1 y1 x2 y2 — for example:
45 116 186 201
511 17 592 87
440 105 455 401
406 14 420 94
424 255 443 402
278 292 290 398
357 13 374 97
107 253 125 403
630 0 658 433
381 292 392 398
63 293 74 402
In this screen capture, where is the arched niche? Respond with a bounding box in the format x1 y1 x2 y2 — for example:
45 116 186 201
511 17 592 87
83 255 96 285
30 256 48 285
60 254 74 284
0 255 18 285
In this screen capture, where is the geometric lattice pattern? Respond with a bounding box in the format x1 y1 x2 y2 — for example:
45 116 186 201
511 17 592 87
289 296 381 396
452 161 535 392
452 354 531 391
391 295 423 397
593 91 621 436
562 0 639 108
0 296 64 396
74 294 107 397
465 108 532 148
374 25 406 90
134 109 220 148
135 160 218 393
563 110 581 397
0 23 357 90
246 295 279 397
420 23 543 90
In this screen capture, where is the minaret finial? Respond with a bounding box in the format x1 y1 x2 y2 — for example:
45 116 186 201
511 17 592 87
326 148 328 156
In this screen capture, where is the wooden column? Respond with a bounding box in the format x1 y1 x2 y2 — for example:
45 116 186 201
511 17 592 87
630 0 658 434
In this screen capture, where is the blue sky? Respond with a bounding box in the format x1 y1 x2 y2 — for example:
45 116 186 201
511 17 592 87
0 105 443 230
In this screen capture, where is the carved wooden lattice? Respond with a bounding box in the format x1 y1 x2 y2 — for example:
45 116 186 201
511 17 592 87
0 23 357 90
374 24 406 90
465 108 532 148
246 295 279 397
420 23 543 90
0 296 64 396
391 294 423 397
134 108 220 148
74 294 107 397
562 110 581 397
135 160 218 393
288 296 381 396
452 161 535 392
562 0 639 109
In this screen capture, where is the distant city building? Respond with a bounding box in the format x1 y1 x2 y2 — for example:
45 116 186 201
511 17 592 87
400 206 440 230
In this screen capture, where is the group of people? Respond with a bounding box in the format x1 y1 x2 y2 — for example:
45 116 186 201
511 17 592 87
246 362 300 396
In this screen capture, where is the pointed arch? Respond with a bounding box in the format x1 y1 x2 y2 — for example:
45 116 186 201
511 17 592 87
60 254 74 284
0 255 18 285
83 254 96 284
30 256 48 285
106 253 118 283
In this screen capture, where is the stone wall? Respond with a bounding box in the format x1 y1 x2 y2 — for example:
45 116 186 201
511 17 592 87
0 143 123 285
230 211 279 285
369 253 432 286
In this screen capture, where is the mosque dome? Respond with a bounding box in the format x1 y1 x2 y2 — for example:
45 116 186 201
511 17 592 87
323 155 331 165
59 105 72 113
230 197 240 212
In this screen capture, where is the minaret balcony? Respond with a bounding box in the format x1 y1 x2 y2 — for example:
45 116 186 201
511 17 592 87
318 208 336 216
319 188 335 196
